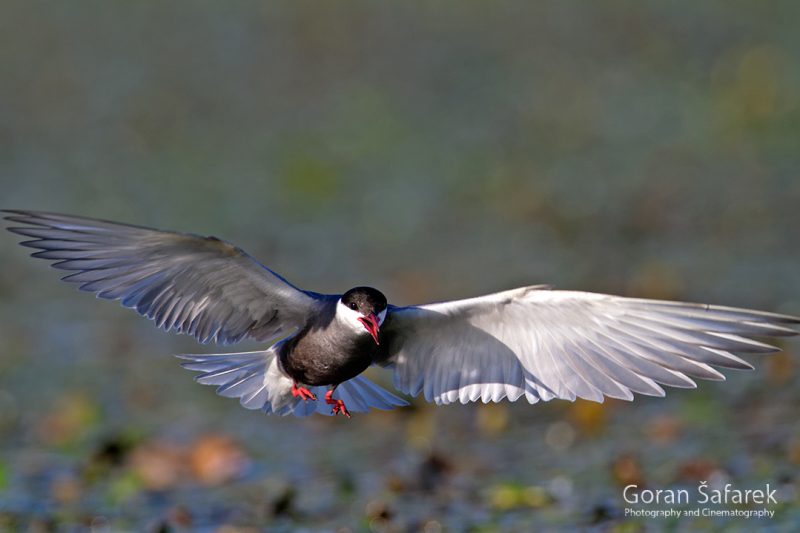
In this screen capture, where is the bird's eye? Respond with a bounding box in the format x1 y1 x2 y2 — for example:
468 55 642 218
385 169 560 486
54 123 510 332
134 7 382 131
349 302 358 311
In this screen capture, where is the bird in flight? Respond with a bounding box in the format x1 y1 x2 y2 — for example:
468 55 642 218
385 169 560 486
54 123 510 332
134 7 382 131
5 210 799 418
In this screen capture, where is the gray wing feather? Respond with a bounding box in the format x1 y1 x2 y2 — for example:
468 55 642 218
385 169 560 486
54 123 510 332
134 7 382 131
5 210 320 344
378 286 799 405
178 349 408 416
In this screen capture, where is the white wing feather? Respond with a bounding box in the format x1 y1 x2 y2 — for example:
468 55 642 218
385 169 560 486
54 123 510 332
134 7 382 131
379 286 799 405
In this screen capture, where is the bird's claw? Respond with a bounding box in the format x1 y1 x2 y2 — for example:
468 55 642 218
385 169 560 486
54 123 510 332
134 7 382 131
330 401 351 418
292 383 317 402
325 389 351 418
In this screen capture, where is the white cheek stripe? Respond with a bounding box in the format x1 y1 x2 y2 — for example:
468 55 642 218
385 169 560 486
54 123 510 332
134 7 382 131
337 300 388 330
337 300 367 332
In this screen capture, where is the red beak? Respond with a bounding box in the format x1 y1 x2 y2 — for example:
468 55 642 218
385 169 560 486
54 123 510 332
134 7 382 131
358 313 380 345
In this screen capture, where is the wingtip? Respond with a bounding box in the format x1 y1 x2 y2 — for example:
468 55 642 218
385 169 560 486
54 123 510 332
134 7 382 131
683 379 698 390
2 209 40 222
3 211 58 230
3 209 58 217
5 226 26 236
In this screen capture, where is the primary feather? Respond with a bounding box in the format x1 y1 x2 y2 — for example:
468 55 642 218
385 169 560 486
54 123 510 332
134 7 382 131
4 210 321 345
377 286 799 405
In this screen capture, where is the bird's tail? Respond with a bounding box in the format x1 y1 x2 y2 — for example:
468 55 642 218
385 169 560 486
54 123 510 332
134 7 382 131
176 348 408 417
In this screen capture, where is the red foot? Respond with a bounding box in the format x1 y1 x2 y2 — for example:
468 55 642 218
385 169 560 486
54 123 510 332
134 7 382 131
325 389 351 418
292 383 317 402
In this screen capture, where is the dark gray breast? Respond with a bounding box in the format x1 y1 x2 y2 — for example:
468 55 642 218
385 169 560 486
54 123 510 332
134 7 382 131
278 299 379 386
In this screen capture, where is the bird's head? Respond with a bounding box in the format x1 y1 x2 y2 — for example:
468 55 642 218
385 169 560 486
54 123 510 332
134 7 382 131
338 286 388 344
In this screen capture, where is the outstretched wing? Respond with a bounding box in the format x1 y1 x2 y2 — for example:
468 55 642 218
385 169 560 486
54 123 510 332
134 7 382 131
376 286 799 405
4 210 323 344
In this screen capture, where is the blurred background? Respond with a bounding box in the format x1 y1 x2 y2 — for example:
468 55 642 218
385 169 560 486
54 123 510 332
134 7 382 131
2 1 800 531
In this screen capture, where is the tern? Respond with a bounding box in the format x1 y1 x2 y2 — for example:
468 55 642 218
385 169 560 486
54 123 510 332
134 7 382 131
5 210 798 418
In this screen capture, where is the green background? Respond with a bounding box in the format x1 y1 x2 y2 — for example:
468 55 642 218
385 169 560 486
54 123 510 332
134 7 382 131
1 2 799 530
